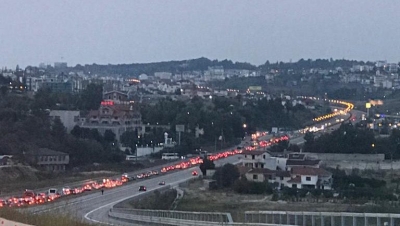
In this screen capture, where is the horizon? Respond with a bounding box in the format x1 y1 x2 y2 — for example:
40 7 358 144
1 1 400 68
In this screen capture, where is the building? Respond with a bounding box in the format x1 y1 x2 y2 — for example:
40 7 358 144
239 150 277 170
154 72 172 80
245 166 332 190
49 110 80 133
288 167 332 190
285 153 320 171
25 148 69 171
79 100 142 140
103 90 129 103
40 80 73 93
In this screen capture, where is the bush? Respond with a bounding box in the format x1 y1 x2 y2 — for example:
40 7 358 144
213 164 240 188
233 177 273 194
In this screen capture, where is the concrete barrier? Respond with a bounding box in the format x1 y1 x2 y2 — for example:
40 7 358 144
0 218 33 226
304 153 385 162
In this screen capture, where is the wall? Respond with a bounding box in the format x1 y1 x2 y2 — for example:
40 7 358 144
136 147 163 157
0 218 33 226
49 110 80 133
304 153 385 162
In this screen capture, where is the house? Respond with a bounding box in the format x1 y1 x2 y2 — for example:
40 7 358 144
239 150 276 170
103 90 129 103
288 167 332 190
245 168 291 186
245 166 332 190
284 153 320 170
24 148 69 171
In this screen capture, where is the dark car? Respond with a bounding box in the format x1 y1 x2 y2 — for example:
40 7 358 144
158 181 165 186
139 186 146 191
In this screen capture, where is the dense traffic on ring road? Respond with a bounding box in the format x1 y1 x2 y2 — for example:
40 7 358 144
0 132 289 210
0 97 354 210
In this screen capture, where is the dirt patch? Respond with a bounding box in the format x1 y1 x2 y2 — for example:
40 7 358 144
176 179 396 222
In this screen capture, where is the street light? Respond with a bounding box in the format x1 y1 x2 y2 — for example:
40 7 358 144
243 124 247 128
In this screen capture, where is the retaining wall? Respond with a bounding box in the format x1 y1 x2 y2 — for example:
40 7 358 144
304 153 385 162
0 218 33 226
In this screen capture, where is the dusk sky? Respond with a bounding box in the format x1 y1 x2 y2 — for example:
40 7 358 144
1 0 399 68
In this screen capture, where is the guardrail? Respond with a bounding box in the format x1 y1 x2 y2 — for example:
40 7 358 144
245 211 400 226
108 208 295 226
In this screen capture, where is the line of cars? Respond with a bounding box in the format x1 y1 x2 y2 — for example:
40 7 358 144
0 134 289 208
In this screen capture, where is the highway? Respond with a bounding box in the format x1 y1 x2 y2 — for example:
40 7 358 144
26 167 201 225
20 103 363 225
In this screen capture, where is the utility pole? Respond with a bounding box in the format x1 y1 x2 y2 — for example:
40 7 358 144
220 129 224 150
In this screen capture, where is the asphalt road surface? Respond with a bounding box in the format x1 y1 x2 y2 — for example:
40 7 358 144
26 166 201 225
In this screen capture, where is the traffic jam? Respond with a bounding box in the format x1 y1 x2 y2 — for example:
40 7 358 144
0 132 288 209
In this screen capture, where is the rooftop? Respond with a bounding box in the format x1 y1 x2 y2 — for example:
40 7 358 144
26 148 68 156
291 166 332 177
287 176 301 183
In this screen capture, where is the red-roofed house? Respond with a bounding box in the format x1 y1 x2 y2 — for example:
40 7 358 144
288 166 332 190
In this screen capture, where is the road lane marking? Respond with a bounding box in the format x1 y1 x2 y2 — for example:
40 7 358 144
84 176 199 225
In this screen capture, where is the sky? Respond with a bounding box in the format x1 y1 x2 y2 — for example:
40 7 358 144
1 0 399 68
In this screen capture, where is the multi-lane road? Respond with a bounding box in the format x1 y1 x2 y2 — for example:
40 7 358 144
21 108 364 225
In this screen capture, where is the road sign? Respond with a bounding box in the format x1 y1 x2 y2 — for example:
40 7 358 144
176 125 185 132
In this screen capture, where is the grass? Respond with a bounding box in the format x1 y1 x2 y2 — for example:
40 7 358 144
115 189 177 210
0 208 93 226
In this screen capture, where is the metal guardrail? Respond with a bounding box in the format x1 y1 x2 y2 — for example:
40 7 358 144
111 208 232 223
245 211 400 226
108 209 295 226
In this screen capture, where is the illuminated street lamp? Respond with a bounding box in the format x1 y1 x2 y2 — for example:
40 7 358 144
243 124 247 128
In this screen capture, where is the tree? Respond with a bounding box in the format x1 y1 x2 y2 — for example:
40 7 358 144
199 158 215 175
104 129 116 143
212 163 240 188
77 84 103 110
51 117 66 141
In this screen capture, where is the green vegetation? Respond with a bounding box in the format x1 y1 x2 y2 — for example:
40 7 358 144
304 122 400 159
0 80 124 167
115 189 177 210
0 208 93 226
199 158 215 176
212 164 240 188
233 177 273 195
140 96 313 154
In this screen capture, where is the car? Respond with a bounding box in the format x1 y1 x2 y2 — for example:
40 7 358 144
62 187 71 195
139 186 146 191
159 181 165 185
152 170 159 175
83 184 92 191
192 170 198 176
0 199 6 207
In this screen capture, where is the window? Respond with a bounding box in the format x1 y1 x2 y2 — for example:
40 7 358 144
292 184 297 188
253 174 258 180
280 176 284 180
306 176 311 181
252 155 255 160
244 155 247 158
263 155 266 159
74 116 79 122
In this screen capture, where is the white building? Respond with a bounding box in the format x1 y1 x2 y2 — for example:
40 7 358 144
49 110 80 133
154 72 172 80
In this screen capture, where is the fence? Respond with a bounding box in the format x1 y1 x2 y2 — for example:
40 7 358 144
244 211 400 226
109 208 296 226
